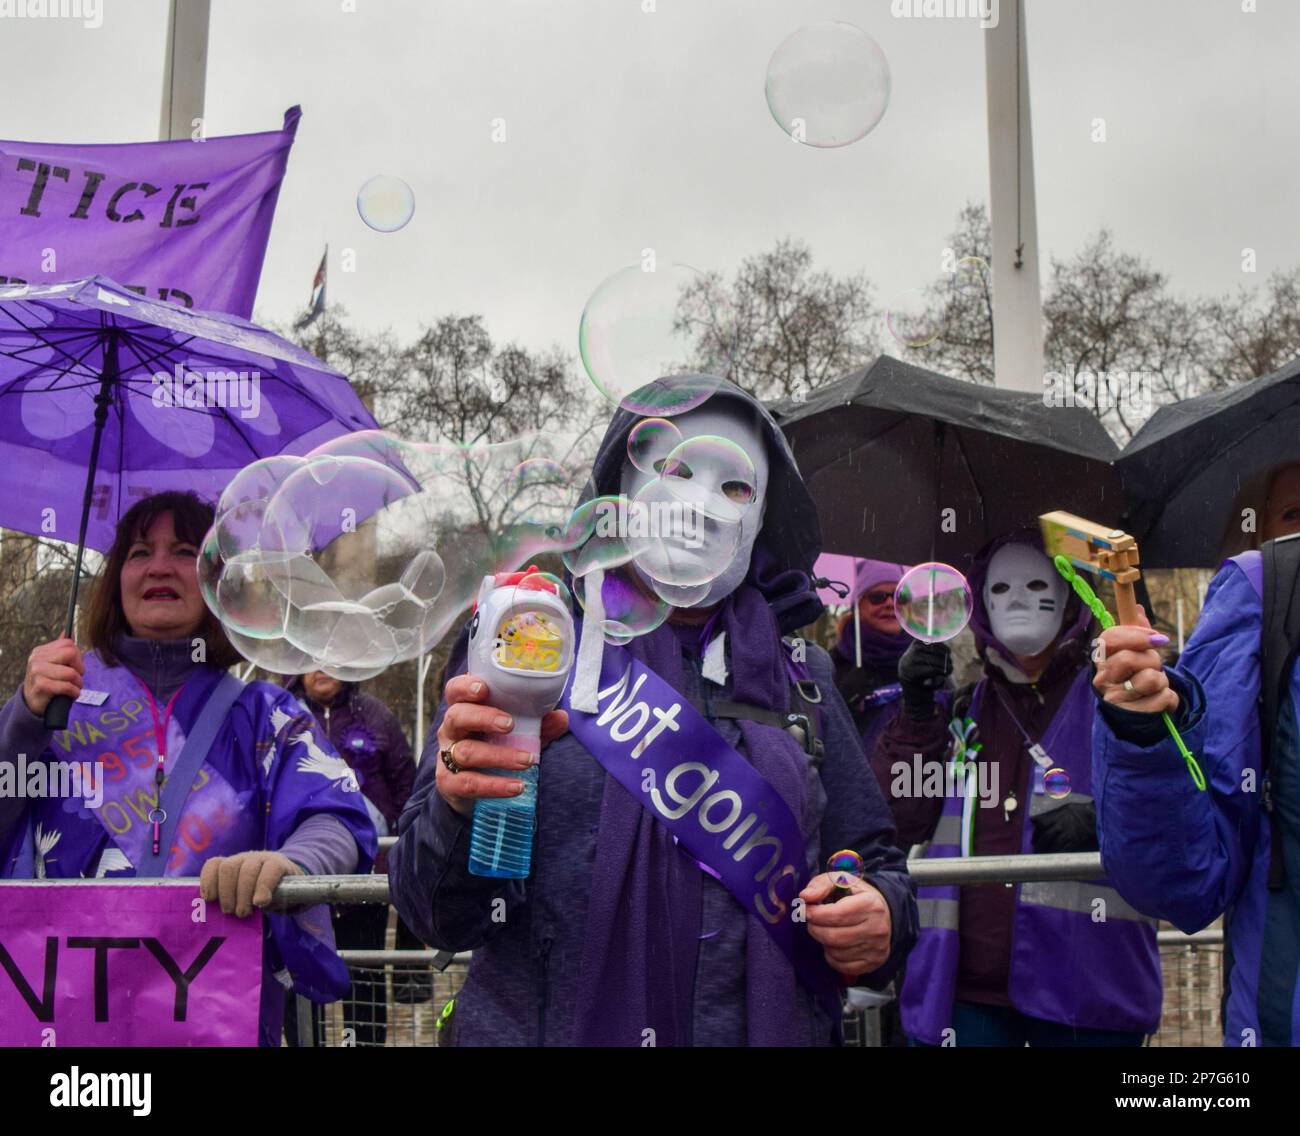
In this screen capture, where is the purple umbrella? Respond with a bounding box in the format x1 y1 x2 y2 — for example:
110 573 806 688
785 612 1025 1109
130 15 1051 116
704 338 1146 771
0 275 378 726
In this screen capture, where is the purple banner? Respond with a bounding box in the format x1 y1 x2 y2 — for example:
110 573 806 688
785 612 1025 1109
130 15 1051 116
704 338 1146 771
0 108 301 319
563 647 842 1018
0 883 261 1046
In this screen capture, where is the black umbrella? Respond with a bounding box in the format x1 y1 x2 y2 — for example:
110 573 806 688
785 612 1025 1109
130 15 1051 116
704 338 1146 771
1117 356 1300 568
775 355 1124 567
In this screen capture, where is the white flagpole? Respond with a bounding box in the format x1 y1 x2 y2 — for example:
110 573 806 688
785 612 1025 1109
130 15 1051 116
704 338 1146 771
159 0 211 141
984 0 1044 392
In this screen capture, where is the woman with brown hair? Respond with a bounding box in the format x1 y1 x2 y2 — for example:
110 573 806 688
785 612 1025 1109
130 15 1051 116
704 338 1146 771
0 490 376 1046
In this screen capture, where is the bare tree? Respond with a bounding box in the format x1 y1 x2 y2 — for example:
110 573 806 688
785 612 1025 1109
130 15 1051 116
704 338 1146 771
918 203 996 385
1043 230 1208 439
1199 269 1300 390
675 238 880 402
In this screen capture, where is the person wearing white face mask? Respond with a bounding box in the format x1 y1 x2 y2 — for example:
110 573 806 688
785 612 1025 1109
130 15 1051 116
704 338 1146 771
390 376 917 1046
869 530 1162 1047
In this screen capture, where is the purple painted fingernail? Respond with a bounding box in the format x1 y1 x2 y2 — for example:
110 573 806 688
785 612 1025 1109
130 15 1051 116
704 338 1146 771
1148 633 1170 645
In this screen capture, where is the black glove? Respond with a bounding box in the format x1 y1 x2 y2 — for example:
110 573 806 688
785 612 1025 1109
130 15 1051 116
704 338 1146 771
898 641 952 721
1031 801 1099 854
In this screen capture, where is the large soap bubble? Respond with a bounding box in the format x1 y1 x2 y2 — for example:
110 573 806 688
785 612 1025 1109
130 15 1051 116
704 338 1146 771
573 568 670 645
579 264 733 414
895 562 973 644
357 175 415 233
764 23 891 148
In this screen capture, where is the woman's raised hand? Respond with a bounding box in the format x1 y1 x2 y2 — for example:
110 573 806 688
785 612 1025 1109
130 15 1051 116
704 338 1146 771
23 636 84 717
434 674 569 817
1092 617 1178 716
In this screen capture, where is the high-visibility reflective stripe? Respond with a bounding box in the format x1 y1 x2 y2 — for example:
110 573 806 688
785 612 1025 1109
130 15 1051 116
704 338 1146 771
1019 880 1155 924
1029 791 1094 818
932 814 962 847
918 897 960 930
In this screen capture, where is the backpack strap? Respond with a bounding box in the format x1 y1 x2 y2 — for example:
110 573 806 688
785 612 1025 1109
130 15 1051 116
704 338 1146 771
1259 535 1300 889
704 638 826 765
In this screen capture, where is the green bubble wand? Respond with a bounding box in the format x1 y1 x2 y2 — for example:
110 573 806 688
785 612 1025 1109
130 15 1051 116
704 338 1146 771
1040 511 1205 792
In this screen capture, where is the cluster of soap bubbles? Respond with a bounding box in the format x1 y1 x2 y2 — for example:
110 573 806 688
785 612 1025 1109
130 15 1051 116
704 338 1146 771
202 390 769 672
200 431 585 680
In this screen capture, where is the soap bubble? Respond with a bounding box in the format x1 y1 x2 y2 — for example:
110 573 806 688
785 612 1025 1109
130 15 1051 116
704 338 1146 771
627 417 683 474
357 175 415 233
561 496 635 579
215 553 289 639
626 477 742 588
198 526 223 611
1044 767 1072 800
573 569 670 644
887 290 940 348
658 435 759 524
764 23 891 148
579 264 732 413
644 577 713 608
952 256 989 297
895 562 972 644
827 848 864 887
827 848 863 875
215 455 306 559
510 458 573 525
224 625 316 676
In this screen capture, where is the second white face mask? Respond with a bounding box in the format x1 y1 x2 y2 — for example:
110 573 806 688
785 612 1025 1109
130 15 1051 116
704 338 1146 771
619 402 769 608
983 543 1068 658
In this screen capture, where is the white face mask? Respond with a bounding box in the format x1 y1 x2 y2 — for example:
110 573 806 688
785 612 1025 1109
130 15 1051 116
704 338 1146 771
983 543 1068 659
619 402 769 608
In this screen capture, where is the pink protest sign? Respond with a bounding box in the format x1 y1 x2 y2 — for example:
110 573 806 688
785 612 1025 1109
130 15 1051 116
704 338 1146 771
0 883 261 1046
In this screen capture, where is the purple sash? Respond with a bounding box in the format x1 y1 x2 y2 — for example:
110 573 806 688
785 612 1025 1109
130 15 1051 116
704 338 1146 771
41 658 259 877
563 646 842 1019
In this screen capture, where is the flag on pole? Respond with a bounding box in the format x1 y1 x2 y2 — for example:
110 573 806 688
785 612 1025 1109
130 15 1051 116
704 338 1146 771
295 245 327 330
0 107 301 319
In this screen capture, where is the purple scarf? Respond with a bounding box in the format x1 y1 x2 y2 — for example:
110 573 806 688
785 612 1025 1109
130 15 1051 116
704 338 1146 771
571 583 818 1047
835 618 909 672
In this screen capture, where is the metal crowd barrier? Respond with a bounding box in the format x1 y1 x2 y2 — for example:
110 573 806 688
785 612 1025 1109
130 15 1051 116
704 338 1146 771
3 853 1225 1046
265 850 1116 908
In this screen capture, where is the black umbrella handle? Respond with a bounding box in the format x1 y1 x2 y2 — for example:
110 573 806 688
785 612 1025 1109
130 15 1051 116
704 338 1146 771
43 695 72 731
43 331 118 737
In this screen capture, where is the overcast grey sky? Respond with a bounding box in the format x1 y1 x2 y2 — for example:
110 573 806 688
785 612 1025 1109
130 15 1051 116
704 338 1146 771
1 0 1294 368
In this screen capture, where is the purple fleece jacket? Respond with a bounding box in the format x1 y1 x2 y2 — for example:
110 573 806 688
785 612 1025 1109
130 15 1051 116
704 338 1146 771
0 635 357 875
389 629 916 1046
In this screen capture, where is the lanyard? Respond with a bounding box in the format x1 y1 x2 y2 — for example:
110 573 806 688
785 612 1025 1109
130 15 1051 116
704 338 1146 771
136 681 185 857
987 680 1054 770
